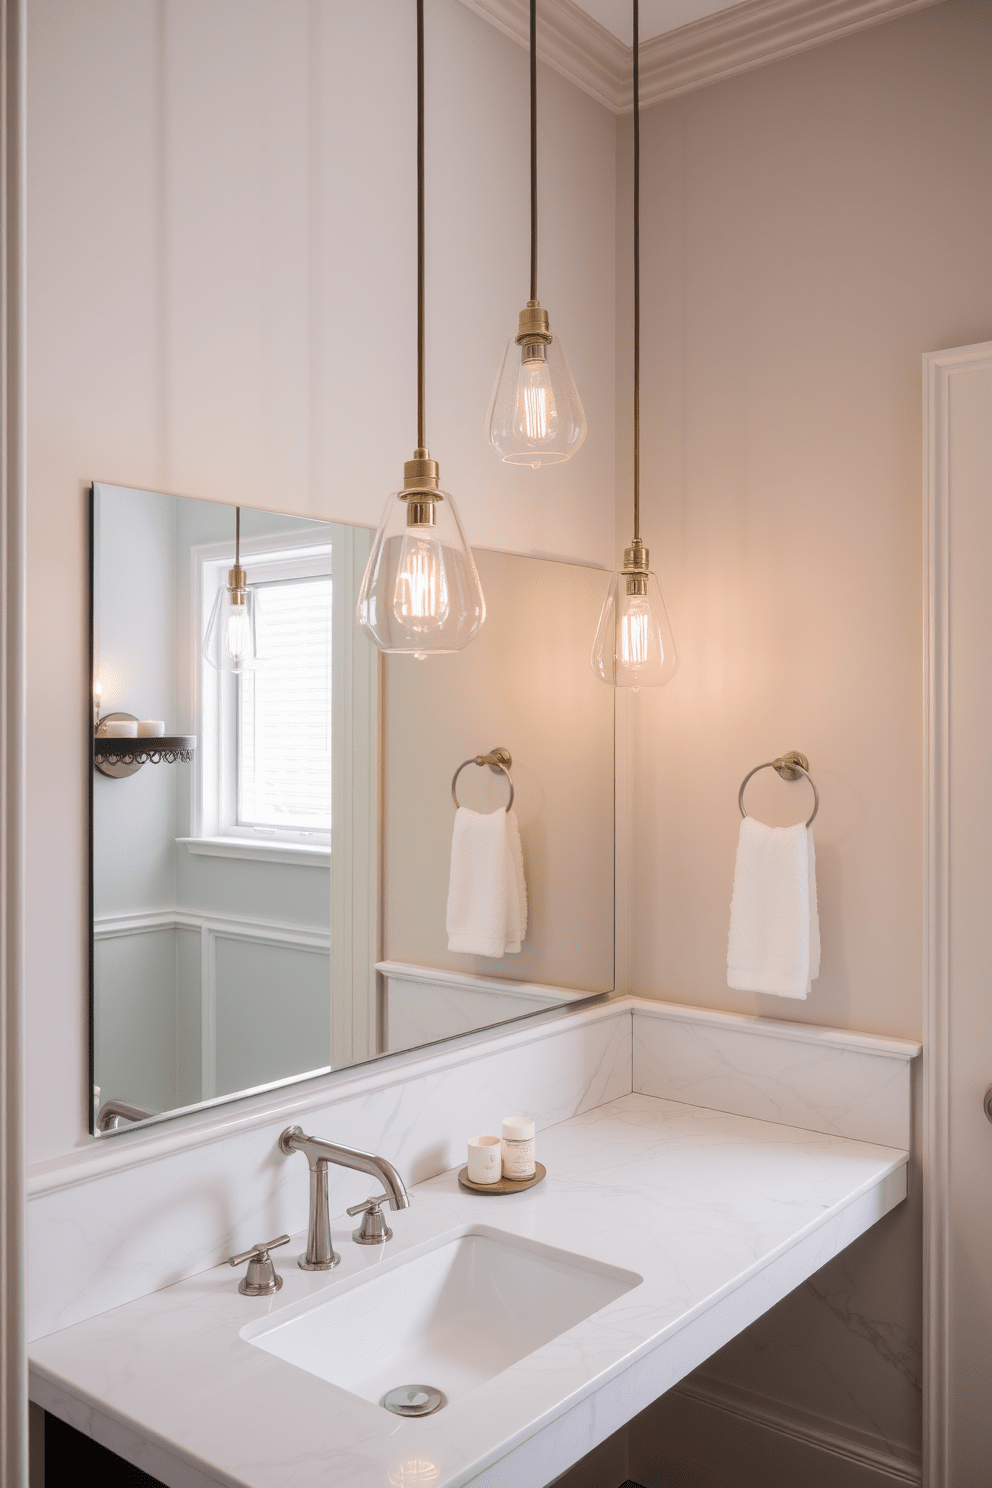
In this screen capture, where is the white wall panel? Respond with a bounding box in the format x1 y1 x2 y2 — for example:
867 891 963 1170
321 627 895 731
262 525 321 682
25 0 617 1165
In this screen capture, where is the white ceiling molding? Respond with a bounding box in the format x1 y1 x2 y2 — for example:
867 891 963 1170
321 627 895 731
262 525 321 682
628 0 943 109
458 0 943 112
457 0 627 108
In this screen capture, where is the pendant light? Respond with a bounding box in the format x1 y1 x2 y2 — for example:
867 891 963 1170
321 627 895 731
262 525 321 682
202 506 258 673
358 0 485 657
592 0 678 690
486 0 586 467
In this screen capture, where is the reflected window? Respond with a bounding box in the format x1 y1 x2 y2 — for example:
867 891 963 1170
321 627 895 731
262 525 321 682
238 574 333 842
194 536 343 860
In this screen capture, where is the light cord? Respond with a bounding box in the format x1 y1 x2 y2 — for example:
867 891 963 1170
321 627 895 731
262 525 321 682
530 0 538 303
632 0 640 543
417 0 426 450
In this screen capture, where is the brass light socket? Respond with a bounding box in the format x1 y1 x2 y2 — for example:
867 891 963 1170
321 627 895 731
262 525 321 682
228 565 247 603
406 497 437 528
401 447 441 495
401 447 442 524
623 539 649 573
515 300 552 348
622 540 649 597
520 339 547 367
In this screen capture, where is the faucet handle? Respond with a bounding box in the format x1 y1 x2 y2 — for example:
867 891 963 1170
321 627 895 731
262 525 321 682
347 1194 393 1246
229 1233 290 1295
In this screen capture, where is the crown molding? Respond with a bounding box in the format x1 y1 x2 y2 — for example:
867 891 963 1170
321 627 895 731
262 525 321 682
458 0 627 108
629 0 942 109
458 0 943 113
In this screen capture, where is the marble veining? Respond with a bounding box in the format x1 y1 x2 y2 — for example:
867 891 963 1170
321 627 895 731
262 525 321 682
378 959 586 1057
632 1005 918 1148
806 1258 923 1394
27 1009 631 1340
26 997 920 1347
30 1093 909 1488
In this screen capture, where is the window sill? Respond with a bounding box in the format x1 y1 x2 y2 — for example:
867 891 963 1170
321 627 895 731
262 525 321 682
176 836 331 868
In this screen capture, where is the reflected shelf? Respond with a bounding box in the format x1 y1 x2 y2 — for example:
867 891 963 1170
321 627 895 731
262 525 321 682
94 712 196 778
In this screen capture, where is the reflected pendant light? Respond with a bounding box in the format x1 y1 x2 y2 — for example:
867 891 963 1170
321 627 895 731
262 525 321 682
357 0 485 657
202 506 258 673
592 0 678 689
486 0 586 467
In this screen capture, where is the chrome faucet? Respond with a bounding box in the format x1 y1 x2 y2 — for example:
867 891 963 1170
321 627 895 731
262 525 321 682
279 1125 411 1270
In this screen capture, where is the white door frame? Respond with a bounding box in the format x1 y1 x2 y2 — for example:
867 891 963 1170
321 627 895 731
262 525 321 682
922 338 992 1488
1 0 27 1482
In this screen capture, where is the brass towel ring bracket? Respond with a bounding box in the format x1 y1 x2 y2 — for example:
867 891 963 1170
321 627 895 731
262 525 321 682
451 747 514 813
739 750 819 828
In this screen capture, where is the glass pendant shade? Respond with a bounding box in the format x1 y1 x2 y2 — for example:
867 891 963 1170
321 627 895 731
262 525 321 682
591 565 678 688
358 488 486 654
594 3 680 691
358 5 484 658
202 571 258 674
487 333 587 466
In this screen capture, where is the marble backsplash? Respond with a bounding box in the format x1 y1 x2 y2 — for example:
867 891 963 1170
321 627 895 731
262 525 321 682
26 995 919 1354
27 1001 632 1340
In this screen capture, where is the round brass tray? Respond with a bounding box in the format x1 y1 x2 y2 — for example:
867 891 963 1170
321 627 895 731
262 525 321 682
457 1161 546 1195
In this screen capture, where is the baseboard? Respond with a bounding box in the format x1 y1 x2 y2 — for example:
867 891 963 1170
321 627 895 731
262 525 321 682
628 1373 921 1488
677 1375 920 1485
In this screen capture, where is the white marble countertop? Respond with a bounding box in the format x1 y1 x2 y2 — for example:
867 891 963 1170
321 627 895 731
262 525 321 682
29 1093 909 1488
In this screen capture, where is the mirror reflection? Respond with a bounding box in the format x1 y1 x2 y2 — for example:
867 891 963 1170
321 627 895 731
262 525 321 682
90 483 614 1134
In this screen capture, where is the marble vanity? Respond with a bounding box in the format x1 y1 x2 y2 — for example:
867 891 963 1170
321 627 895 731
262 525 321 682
28 999 918 1488
51 478 925 1486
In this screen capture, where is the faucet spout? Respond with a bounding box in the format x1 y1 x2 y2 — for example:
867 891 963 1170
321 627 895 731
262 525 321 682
278 1125 411 1270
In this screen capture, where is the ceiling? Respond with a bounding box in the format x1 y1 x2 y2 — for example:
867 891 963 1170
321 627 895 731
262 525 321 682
461 0 936 113
570 0 740 45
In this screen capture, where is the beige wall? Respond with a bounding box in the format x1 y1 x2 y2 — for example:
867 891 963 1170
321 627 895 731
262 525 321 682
24 0 992 1470
25 0 617 1165
621 0 991 1467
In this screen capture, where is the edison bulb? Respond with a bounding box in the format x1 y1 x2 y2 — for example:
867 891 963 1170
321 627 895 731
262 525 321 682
591 566 679 688
620 594 655 671
392 531 450 632
513 348 558 451
202 574 258 673
487 325 587 466
225 605 252 664
358 480 485 655
617 588 664 682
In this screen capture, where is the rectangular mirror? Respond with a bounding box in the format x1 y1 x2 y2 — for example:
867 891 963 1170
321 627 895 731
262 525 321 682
90 483 614 1134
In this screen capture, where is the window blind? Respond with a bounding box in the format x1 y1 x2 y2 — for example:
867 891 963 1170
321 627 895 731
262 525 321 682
238 576 333 833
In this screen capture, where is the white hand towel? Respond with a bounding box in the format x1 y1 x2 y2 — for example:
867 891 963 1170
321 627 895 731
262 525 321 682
504 810 528 953
727 818 820 998
446 807 528 958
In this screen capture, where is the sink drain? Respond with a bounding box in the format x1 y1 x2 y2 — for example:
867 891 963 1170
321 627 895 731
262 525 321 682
381 1384 447 1417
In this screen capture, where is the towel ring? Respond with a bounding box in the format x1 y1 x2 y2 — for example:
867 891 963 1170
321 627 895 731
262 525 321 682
452 747 514 813
739 751 819 828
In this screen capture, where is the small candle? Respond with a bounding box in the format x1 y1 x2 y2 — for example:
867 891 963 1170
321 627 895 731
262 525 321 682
137 720 166 737
467 1135 502 1185
501 1116 536 1180
101 720 137 738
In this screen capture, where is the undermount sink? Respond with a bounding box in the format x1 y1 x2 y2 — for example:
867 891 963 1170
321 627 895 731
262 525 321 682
242 1224 641 1409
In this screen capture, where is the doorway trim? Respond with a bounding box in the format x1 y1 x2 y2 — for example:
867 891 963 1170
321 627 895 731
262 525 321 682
922 339 992 1488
